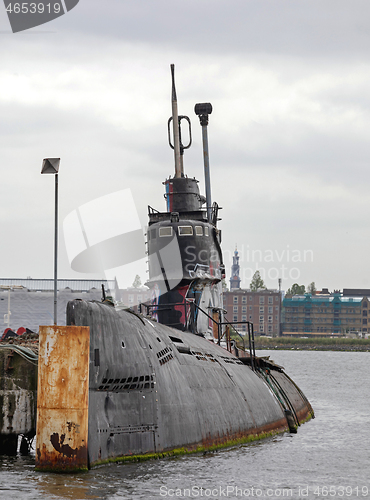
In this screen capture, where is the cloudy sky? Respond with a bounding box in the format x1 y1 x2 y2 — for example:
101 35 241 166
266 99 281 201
1 0 370 292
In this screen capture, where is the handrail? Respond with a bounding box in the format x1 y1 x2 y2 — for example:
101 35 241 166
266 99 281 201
140 298 256 370
187 303 256 369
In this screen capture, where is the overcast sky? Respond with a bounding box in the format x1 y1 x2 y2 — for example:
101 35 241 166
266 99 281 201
1 0 370 292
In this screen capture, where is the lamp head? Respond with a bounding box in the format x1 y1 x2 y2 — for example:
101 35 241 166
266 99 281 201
194 103 212 116
41 158 60 174
194 103 212 126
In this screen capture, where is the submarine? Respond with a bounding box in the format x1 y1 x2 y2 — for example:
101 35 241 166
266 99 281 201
35 66 314 471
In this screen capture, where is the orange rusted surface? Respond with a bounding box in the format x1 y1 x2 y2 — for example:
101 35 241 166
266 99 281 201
36 326 90 471
200 417 288 449
198 403 313 451
212 310 219 341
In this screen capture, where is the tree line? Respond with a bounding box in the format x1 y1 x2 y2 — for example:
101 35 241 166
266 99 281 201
248 270 316 295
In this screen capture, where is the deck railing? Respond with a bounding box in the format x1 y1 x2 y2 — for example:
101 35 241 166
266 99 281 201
139 299 256 370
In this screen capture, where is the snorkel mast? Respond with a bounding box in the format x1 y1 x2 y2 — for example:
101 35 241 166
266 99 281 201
195 102 213 222
171 64 182 178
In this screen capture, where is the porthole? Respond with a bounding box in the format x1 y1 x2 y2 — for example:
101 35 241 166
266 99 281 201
159 227 172 237
178 225 193 236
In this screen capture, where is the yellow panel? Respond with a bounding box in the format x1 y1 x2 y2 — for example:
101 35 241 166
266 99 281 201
35 326 90 472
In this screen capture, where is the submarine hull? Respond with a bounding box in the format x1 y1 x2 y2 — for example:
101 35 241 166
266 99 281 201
36 300 312 470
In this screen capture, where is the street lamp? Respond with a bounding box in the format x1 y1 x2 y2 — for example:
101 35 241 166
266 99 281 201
41 158 60 325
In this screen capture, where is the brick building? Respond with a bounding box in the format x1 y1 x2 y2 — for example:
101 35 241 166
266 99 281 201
223 288 281 336
118 286 151 309
223 251 281 335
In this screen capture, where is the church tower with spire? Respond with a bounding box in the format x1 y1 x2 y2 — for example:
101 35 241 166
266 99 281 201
229 247 241 290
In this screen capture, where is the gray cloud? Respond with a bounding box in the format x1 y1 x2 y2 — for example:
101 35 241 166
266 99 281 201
49 0 370 59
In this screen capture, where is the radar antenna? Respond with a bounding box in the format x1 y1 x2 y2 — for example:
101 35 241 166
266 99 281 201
168 64 192 177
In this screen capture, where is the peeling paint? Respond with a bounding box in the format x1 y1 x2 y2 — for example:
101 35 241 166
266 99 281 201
0 389 36 434
0 348 37 453
36 326 90 472
42 331 58 366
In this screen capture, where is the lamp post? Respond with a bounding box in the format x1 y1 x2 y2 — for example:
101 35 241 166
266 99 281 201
41 158 60 325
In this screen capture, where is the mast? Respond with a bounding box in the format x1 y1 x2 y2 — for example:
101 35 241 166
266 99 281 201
147 67 223 336
171 64 182 178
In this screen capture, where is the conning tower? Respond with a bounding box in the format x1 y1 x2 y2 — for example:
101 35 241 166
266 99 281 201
146 65 225 338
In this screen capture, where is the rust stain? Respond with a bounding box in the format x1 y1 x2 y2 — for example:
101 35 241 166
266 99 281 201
199 402 313 450
212 310 219 341
5 350 14 371
36 326 90 471
36 441 88 471
200 417 288 449
50 433 79 458
66 421 80 433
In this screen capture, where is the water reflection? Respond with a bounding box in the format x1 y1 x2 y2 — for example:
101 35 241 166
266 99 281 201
0 351 369 499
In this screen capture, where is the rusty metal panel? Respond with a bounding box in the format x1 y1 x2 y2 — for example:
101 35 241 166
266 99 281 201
36 325 90 472
0 348 38 434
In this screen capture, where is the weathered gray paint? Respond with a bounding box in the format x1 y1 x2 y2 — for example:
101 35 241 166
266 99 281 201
0 347 37 454
65 300 311 466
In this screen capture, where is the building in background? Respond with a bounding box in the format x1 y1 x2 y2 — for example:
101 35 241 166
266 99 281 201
282 288 370 336
223 288 281 336
118 286 151 310
223 249 281 336
0 278 116 333
0 278 154 334
229 248 241 290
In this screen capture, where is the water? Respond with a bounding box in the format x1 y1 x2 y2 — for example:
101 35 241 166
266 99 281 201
1 351 369 499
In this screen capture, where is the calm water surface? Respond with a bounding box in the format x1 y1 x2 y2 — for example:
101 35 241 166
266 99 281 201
0 351 369 499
